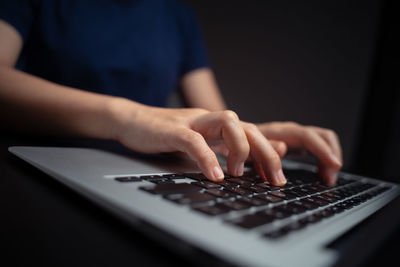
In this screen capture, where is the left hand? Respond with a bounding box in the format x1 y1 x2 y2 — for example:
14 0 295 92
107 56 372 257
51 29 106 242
257 122 342 185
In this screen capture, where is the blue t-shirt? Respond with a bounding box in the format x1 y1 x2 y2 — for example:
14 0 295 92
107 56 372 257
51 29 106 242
0 0 209 107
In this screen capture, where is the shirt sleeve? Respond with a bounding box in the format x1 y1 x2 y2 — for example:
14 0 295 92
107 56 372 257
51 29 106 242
177 4 210 76
0 0 35 41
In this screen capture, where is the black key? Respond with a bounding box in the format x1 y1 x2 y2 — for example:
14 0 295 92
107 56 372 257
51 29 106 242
140 183 201 195
314 208 335 219
330 204 345 214
281 180 296 189
351 196 366 204
287 187 309 197
334 188 353 198
284 169 319 183
270 190 297 200
254 193 283 203
314 183 332 191
340 200 356 209
256 182 281 191
289 178 305 186
241 176 263 183
140 175 163 180
115 176 141 182
314 194 336 203
295 199 319 210
237 196 269 207
214 180 235 187
243 170 258 176
336 178 357 186
183 173 208 181
282 189 302 197
194 205 230 216
309 196 329 207
309 185 325 193
162 174 186 179
299 214 321 225
296 187 314 195
150 179 175 184
224 186 252 196
192 181 221 189
229 214 274 229
165 192 216 205
204 188 236 198
321 191 341 202
241 185 268 193
300 184 321 194
275 203 306 215
257 208 291 220
229 178 252 185
334 201 350 210
264 228 289 239
216 200 251 211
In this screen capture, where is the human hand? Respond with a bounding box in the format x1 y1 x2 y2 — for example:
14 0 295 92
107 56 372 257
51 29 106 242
110 99 287 186
257 122 343 185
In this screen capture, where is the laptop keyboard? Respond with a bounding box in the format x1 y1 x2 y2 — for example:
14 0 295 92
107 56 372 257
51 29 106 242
115 169 392 240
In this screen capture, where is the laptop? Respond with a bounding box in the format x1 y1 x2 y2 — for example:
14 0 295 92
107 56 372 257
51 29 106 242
8 145 400 267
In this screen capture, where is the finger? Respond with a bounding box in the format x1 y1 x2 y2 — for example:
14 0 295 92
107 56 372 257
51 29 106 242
191 110 250 177
299 130 342 184
315 128 343 164
242 123 286 186
268 140 288 158
254 161 267 181
209 143 230 157
258 122 342 185
173 128 224 182
318 164 338 187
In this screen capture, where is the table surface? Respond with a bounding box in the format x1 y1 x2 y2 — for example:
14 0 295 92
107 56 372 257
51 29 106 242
1 132 399 267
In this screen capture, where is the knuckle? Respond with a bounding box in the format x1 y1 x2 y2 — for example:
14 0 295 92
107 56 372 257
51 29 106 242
285 121 301 129
298 128 314 145
244 122 259 134
177 129 202 145
325 129 338 139
190 107 208 115
303 127 314 138
221 110 239 123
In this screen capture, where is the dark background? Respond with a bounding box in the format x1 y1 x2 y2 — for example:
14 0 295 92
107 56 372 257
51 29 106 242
176 0 399 182
1 1 400 266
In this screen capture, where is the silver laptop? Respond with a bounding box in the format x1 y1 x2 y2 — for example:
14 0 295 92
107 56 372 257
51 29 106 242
9 146 400 267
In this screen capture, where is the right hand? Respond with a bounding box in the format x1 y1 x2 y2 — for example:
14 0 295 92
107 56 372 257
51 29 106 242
110 98 287 185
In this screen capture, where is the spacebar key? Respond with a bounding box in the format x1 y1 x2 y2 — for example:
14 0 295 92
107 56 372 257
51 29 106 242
140 183 201 195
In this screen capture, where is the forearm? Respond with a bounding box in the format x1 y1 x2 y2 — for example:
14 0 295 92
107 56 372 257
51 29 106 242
0 65 136 140
180 68 227 111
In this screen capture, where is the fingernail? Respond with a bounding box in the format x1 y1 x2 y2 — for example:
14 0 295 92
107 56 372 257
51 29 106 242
235 162 244 177
329 153 342 167
212 166 224 181
276 169 286 185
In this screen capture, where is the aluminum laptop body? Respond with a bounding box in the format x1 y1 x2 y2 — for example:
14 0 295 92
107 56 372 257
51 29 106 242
8 146 400 267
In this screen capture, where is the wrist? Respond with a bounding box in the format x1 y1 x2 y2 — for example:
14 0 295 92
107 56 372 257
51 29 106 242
106 96 149 142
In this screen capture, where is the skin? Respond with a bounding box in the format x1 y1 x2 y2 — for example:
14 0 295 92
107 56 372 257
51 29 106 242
0 19 342 186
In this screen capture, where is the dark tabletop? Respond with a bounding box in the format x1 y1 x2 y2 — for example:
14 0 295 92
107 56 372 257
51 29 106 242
1 132 399 267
